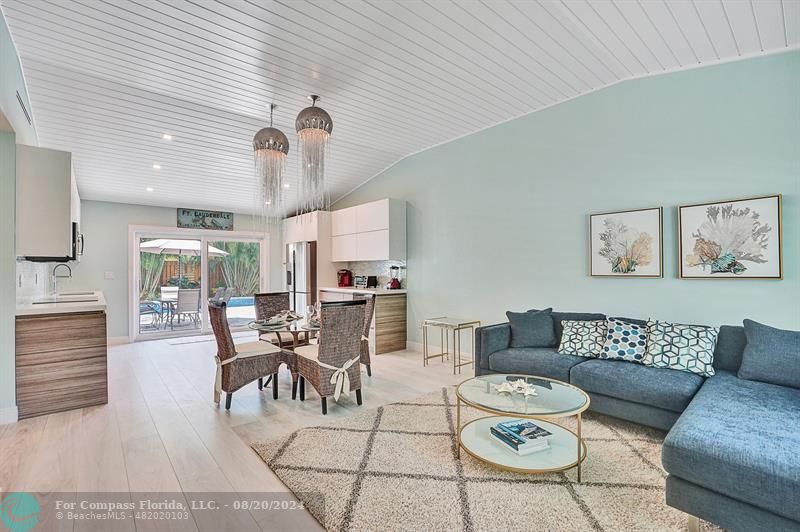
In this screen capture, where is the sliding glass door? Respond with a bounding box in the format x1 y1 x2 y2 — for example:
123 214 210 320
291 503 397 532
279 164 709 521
132 229 267 341
207 240 261 328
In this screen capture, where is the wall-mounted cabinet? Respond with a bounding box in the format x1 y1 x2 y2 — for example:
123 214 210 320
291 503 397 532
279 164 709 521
16 144 81 261
331 199 405 262
282 210 337 291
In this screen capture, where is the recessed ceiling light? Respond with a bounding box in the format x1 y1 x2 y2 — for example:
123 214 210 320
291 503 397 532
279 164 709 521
265 200 271 205
162 133 173 141
283 183 290 188
152 164 161 170
146 187 154 192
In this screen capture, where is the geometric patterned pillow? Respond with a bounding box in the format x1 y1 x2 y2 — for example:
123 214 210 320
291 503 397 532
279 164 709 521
643 320 718 377
599 318 648 363
557 320 607 358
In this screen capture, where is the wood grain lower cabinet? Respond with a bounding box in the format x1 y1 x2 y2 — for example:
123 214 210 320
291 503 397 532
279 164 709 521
374 294 407 354
15 311 108 419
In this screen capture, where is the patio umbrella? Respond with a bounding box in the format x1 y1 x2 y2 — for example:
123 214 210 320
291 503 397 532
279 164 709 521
140 239 228 284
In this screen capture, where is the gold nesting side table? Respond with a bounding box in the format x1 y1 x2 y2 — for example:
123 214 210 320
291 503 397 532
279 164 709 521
422 317 481 374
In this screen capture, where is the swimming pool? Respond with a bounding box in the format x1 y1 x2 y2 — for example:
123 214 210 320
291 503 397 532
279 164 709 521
227 296 254 308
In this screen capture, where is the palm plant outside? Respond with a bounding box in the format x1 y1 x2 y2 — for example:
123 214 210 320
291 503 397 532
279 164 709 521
210 241 260 297
139 253 165 300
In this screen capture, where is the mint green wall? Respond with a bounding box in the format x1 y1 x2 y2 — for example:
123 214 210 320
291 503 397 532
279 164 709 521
335 52 800 341
66 200 284 338
1 10 37 422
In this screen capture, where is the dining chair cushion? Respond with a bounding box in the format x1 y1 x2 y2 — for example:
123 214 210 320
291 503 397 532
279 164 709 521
295 344 319 361
235 341 282 357
259 332 295 346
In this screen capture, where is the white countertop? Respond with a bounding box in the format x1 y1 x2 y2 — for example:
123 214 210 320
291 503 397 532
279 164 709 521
16 290 107 316
320 286 407 295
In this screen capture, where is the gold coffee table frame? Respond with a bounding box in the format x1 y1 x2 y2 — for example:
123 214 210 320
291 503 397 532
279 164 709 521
455 374 590 482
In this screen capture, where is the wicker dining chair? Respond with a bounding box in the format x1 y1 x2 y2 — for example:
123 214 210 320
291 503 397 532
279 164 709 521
357 294 376 377
208 300 287 410
254 292 294 346
292 300 366 415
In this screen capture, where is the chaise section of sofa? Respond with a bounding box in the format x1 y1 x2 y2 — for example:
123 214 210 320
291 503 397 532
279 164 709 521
662 371 800 531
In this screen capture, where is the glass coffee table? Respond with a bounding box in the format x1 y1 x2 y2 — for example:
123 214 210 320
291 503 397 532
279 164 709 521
456 374 590 481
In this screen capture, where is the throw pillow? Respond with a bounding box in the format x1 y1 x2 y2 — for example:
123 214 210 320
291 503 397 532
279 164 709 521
557 320 607 358
600 318 648 363
738 319 800 389
506 308 556 348
643 320 719 377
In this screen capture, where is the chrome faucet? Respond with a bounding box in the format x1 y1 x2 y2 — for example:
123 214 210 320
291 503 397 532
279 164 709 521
52 263 72 294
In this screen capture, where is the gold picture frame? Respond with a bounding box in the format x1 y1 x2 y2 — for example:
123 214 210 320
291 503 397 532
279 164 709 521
678 194 783 280
589 207 663 278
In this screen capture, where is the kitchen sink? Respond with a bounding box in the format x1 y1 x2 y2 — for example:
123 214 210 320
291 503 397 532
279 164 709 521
32 295 99 304
56 291 95 296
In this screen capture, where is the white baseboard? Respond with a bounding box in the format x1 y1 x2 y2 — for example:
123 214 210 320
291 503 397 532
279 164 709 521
0 406 19 425
107 336 130 346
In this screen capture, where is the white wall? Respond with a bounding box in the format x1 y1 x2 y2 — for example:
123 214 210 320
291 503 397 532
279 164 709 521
61 200 284 339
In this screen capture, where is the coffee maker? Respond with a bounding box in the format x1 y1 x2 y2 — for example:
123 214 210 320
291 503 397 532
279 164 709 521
337 269 353 287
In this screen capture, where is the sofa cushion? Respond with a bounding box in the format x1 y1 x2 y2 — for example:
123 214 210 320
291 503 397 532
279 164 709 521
738 319 800 389
662 371 800 522
550 311 606 342
506 308 556 348
643 320 718 377
599 318 648 363
712 325 746 373
570 359 704 412
557 319 606 358
488 347 587 382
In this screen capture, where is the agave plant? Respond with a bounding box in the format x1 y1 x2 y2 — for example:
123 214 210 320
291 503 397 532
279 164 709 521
685 205 771 274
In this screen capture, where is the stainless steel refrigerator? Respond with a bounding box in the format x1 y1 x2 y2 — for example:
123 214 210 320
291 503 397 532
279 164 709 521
285 241 317 313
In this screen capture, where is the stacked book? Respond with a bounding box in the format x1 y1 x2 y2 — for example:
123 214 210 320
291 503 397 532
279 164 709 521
490 419 553 456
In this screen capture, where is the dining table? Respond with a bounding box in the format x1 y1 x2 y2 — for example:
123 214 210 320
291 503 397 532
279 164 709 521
248 318 320 352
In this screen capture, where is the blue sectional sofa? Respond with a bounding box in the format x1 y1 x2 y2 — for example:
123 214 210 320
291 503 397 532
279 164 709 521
474 311 800 532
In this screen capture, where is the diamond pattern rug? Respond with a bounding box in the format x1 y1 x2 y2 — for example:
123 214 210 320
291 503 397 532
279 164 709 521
252 387 720 531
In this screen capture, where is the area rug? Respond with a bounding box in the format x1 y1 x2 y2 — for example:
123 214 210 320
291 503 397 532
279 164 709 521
252 387 719 532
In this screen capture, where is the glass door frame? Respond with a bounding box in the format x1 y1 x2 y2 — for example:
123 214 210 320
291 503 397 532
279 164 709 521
129 224 269 342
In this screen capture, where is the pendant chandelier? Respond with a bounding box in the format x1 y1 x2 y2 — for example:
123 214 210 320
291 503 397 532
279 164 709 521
295 95 333 214
252 103 289 225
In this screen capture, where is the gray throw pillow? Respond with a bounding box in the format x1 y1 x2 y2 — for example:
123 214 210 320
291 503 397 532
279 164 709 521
506 308 556 348
738 320 800 389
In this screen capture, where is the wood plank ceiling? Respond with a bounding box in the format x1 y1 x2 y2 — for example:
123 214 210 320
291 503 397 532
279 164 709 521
3 0 798 216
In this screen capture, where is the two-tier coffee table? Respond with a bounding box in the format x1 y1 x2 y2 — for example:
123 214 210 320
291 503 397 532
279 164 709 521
456 373 590 481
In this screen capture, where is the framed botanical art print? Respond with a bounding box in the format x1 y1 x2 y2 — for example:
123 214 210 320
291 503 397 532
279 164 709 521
679 194 782 279
590 207 663 277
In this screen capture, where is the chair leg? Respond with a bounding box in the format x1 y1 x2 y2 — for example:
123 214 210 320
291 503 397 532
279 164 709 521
272 373 279 400
321 397 327 415
292 379 298 400
299 376 305 401
225 392 232 410
258 377 263 390
356 388 363 406
366 364 372 377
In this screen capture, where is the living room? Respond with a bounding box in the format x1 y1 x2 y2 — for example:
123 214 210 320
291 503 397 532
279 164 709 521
1 1 798 531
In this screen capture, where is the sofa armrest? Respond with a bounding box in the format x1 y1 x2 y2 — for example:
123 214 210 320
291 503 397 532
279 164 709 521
474 323 511 373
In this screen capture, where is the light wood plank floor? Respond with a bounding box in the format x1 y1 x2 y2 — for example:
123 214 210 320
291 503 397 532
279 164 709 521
0 333 466 530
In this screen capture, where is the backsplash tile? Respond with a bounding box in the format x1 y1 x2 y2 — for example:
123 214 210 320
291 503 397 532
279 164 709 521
346 260 407 289
16 261 47 299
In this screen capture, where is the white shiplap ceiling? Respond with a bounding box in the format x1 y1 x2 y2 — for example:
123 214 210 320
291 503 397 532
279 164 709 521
3 0 798 215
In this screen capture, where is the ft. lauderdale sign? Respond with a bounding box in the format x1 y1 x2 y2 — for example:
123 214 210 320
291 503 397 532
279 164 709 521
177 208 234 231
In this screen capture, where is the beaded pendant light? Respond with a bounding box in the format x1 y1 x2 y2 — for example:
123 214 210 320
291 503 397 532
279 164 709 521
252 103 289 225
295 95 333 214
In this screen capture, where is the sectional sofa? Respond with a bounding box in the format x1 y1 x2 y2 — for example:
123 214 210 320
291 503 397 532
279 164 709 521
474 311 799 532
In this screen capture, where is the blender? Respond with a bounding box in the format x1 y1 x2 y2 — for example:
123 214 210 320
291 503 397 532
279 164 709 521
388 266 402 289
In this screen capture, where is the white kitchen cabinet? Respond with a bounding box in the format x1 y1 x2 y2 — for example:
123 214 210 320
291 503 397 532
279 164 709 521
16 144 79 260
356 230 390 261
330 198 406 262
356 199 389 232
331 206 357 236
331 234 357 262
284 211 319 244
